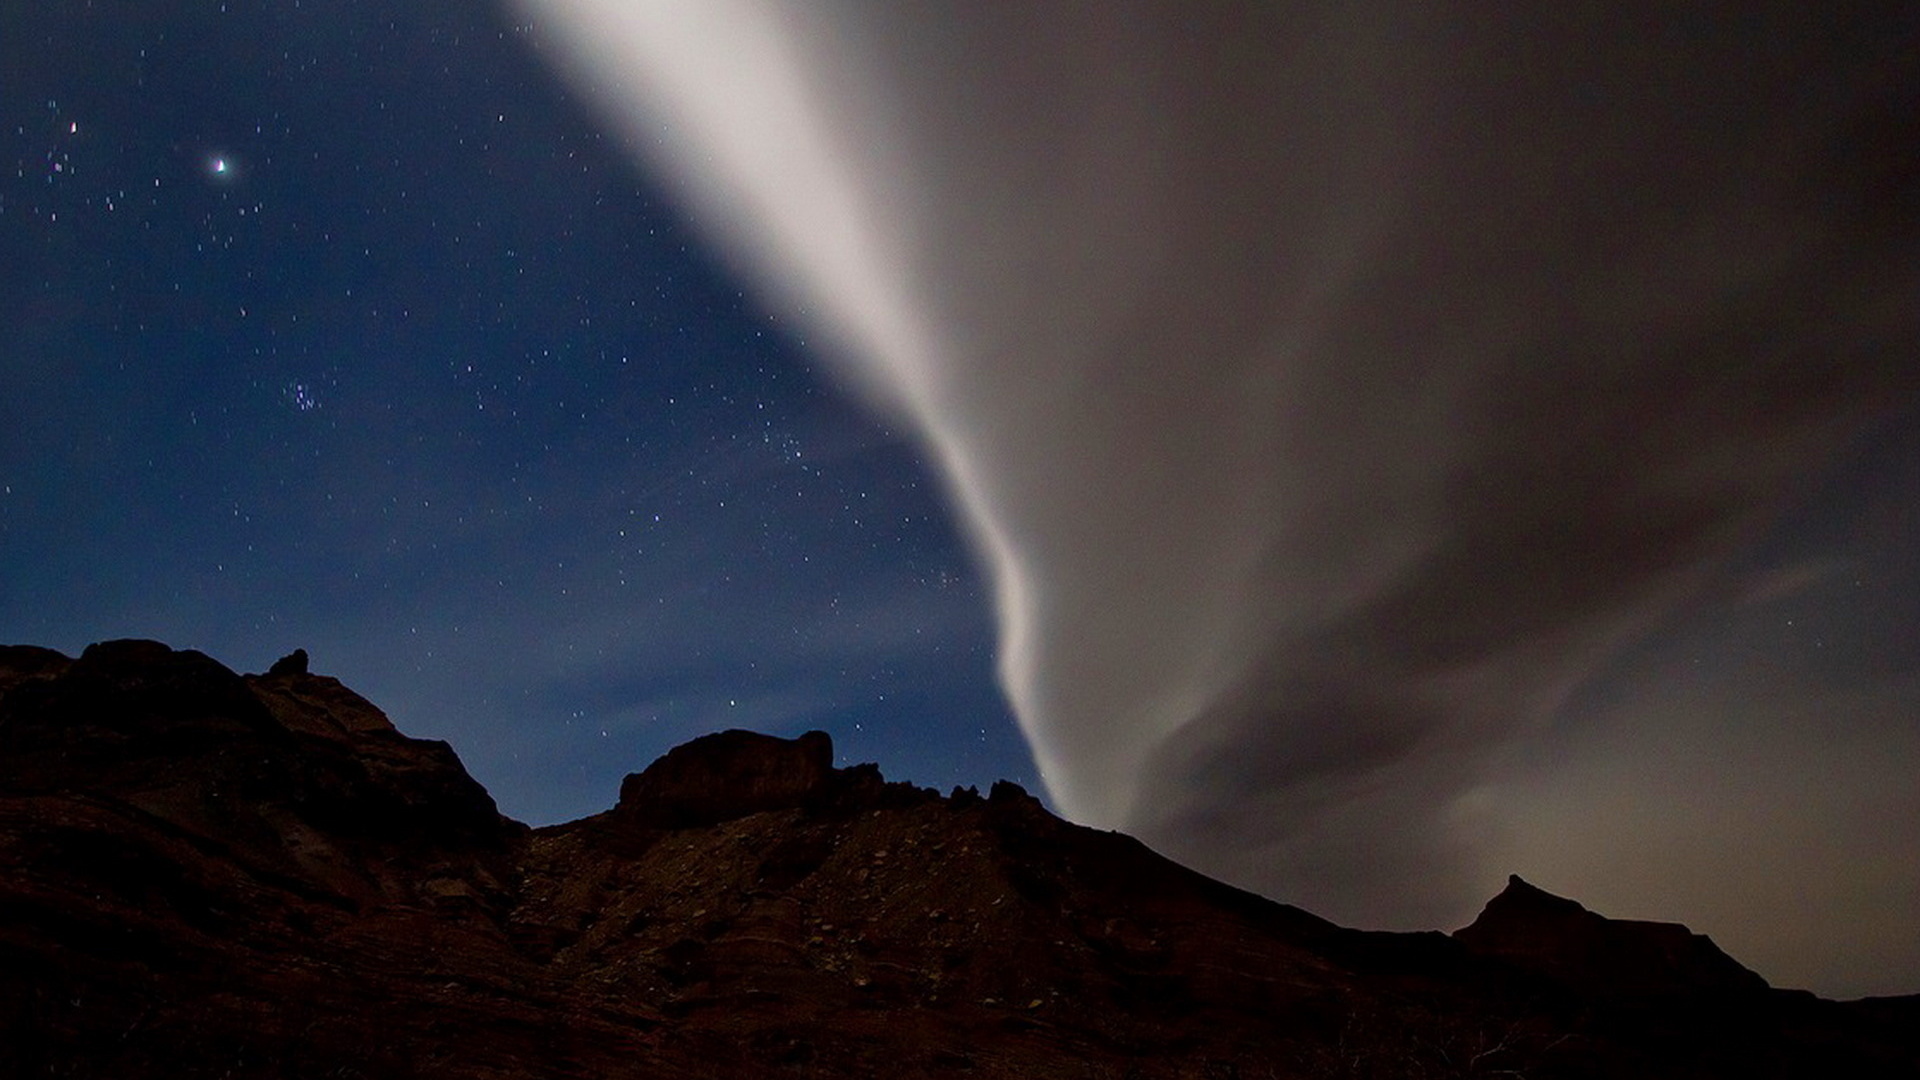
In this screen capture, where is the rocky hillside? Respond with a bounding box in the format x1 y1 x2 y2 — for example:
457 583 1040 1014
1 640 1914 1078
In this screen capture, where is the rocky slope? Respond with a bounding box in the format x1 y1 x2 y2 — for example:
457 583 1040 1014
1 640 1913 1078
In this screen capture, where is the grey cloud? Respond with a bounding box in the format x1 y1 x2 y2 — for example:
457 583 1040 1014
521 0 1920 990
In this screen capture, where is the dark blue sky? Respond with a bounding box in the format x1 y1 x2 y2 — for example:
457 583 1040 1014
0 0 1040 824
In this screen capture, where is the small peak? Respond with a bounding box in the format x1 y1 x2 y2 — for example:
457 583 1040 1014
78 638 186 669
1484 874 1587 916
1456 873 1769 998
246 666 398 738
267 648 310 676
1457 875 1603 944
988 779 1031 803
617 729 836 829
70 639 250 696
0 645 72 691
984 779 1047 821
14 640 273 747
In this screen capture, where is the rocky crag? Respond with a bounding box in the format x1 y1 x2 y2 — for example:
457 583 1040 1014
1 640 1914 1078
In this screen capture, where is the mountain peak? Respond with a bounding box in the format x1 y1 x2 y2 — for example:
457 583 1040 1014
1455 874 1770 998
1486 873 1594 916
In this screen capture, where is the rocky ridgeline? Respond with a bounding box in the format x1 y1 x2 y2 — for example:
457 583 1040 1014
0 640 1914 1078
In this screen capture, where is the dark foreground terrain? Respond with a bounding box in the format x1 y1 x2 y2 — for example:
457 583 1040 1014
1 640 1914 1078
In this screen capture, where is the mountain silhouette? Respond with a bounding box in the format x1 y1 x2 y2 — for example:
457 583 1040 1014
1 640 1913 1077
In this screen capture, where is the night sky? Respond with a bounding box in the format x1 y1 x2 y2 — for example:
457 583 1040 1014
1 1 1040 827
6 3 1918 1001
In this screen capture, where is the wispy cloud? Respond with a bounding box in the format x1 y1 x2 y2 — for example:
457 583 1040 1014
522 0 1920 994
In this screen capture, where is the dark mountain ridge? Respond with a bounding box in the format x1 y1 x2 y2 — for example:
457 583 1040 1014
1 640 1913 1078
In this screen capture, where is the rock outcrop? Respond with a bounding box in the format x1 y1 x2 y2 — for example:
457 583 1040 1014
266 648 309 676
616 727 836 828
1 640 1914 1079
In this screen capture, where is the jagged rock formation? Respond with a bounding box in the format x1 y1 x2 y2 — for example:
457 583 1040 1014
0 640 1914 1078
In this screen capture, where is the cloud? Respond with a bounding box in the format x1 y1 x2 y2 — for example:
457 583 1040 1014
518 1 1920 991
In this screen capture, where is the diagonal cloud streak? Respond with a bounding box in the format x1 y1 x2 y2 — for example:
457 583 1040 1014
518 0 1919 962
